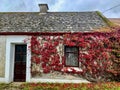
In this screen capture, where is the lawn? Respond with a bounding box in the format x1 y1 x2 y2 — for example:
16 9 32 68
0 82 120 90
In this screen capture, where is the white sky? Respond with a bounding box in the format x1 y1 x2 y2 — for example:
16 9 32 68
0 0 120 18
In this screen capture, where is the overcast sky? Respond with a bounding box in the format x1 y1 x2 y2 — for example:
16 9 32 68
0 0 120 18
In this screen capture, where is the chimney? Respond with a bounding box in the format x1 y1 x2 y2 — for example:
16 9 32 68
39 4 49 13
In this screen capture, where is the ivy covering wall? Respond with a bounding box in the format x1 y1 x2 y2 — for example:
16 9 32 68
27 29 120 82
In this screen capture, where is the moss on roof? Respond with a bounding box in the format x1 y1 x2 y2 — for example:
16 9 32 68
96 11 116 27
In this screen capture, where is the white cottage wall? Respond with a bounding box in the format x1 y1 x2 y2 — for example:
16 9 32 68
0 36 6 82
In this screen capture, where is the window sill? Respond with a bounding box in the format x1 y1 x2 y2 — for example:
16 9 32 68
61 67 83 73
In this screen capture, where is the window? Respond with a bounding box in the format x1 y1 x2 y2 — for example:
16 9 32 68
65 46 79 67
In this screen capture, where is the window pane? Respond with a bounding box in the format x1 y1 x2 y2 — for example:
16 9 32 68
22 55 26 62
15 46 21 52
15 54 21 61
15 45 27 62
65 53 78 66
66 47 78 52
22 45 27 53
15 45 26 54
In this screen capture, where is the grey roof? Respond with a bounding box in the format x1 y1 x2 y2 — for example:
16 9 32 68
0 11 108 32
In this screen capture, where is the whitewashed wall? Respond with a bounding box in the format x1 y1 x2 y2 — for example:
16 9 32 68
0 36 6 77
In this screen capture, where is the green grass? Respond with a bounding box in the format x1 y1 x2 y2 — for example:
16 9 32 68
0 83 10 90
21 82 120 90
0 83 22 90
0 82 120 90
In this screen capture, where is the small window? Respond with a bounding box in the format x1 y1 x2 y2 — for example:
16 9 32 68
65 46 79 67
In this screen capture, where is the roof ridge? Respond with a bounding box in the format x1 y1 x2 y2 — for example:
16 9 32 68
0 11 96 14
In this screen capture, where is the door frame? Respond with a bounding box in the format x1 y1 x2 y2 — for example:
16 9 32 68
5 36 31 83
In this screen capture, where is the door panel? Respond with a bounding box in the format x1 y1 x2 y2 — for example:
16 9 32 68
14 45 27 82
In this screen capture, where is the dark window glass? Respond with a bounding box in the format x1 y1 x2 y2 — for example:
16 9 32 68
15 45 27 62
65 46 79 67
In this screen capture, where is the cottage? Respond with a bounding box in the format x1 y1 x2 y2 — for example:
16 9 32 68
0 4 113 83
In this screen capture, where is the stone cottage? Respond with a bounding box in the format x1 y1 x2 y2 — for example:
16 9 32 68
0 4 112 83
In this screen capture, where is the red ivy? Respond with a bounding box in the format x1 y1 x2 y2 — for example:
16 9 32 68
29 29 120 82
